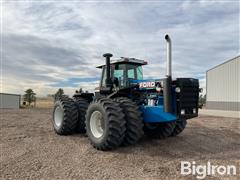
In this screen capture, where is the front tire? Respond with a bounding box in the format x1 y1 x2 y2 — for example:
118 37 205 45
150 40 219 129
144 121 176 139
85 98 126 150
114 97 144 146
53 98 78 135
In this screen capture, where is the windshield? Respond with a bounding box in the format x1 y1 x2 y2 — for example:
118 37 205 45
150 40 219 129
100 64 144 88
126 64 143 80
114 64 143 80
113 64 143 87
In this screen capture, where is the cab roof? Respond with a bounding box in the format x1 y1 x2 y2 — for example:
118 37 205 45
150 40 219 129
96 57 148 68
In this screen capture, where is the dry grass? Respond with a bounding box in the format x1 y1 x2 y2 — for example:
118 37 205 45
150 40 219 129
35 97 54 108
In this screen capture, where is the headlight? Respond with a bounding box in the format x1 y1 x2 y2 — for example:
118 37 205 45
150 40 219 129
193 108 196 114
175 87 181 93
156 86 161 92
181 109 185 115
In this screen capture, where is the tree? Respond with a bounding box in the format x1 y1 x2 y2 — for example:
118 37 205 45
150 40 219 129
54 88 64 101
79 88 83 93
200 94 206 104
199 94 206 108
47 94 54 98
24 89 36 106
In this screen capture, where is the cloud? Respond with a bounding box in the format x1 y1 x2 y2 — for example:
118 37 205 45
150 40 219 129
50 77 99 87
2 1 239 96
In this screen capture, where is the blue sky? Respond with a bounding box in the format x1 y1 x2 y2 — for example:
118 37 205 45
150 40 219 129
2 0 239 96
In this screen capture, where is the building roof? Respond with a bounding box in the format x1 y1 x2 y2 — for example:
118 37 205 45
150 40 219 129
96 57 148 68
0 93 21 96
207 55 240 72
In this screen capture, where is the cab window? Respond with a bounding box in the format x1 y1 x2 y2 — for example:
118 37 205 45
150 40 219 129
128 69 135 79
136 66 143 80
126 64 143 80
112 64 144 88
113 64 125 87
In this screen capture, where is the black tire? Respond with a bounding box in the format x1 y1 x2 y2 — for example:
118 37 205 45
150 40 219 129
114 97 144 146
144 121 176 139
171 119 187 136
74 98 89 133
85 98 126 150
53 97 78 135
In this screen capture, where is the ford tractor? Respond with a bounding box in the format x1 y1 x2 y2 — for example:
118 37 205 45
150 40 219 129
52 35 199 150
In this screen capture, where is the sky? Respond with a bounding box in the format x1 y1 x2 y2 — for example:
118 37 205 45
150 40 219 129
1 0 239 97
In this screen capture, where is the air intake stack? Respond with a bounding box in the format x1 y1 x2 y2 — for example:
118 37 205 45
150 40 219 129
103 53 113 88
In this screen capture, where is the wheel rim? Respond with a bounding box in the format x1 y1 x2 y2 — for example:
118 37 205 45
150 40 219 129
90 111 104 138
54 106 64 128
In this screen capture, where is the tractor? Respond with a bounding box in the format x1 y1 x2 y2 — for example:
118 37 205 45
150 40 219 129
52 35 199 150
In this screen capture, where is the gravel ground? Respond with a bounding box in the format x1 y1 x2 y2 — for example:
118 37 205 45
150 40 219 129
0 108 239 180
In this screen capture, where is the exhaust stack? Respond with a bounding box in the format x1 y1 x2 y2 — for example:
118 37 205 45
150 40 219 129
103 53 113 88
165 34 172 77
163 34 172 113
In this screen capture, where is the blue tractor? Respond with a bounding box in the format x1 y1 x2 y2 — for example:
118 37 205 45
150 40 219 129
52 35 199 150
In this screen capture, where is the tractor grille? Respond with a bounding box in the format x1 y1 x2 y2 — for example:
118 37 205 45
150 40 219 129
176 78 199 119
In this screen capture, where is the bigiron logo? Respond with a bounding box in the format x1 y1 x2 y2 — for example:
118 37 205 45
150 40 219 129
180 161 237 179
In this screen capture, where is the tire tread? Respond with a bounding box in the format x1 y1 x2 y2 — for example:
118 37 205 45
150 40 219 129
114 97 144 146
74 97 89 133
86 98 126 150
53 97 78 135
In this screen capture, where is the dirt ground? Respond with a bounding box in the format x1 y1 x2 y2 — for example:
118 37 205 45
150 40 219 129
0 108 239 180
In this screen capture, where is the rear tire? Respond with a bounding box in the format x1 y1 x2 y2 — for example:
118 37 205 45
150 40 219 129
144 121 176 139
74 98 89 133
53 97 78 135
171 119 187 136
114 97 144 146
85 98 126 150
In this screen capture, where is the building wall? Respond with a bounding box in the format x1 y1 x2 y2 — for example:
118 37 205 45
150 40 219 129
206 56 240 111
0 93 20 109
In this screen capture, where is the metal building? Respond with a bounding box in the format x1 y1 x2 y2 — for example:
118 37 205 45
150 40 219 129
0 93 21 109
206 55 240 111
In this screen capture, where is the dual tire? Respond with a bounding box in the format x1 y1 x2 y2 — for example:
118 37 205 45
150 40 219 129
85 98 144 150
114 97 144 146
53 97 78 135
85 98 126 150
53 97 89 135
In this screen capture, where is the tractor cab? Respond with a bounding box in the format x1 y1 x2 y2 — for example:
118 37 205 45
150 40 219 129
97 57 147 90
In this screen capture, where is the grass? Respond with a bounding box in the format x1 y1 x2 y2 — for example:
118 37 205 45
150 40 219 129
36 98 54 108
21 97 54 108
